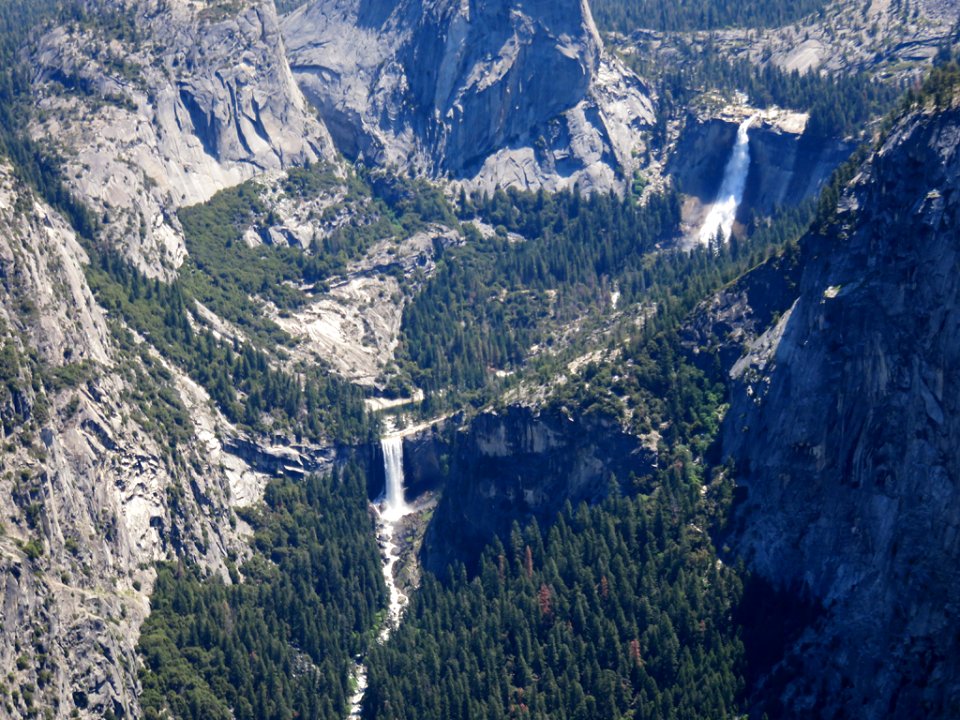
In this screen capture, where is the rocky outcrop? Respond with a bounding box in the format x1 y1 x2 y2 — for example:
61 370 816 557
721 99 960 716
0 164 268 718
681 244 802 374
31 0 335 276
283 0 655 193
617 1 959 84
743 129 853 216
400 422 453 499
8 4 348 705
223 434 336 478
273 222 463 385
734 0 957 78
421 406 656 575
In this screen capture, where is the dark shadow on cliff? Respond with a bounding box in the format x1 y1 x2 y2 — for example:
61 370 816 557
734 573 826 719
668 119 736 204
366 421 454 502
418 406 658 580
356 0 397 28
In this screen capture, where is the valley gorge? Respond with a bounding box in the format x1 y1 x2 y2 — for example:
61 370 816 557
0 0 957 718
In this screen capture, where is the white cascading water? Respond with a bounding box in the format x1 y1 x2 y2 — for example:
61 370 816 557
381 435 410 521
377 435 412 634
698 115 757 246
348 434 415 718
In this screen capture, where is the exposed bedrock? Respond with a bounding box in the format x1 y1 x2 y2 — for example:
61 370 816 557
719 102 960 717
283 0 655 193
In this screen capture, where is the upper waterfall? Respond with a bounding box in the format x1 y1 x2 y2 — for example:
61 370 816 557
698 115 756 246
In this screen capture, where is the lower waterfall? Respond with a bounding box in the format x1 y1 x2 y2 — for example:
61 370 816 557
348 434 414 718
699 114 756 246
376 434 414 632
381 435 410 521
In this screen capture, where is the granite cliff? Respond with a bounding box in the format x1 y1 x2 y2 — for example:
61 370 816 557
283 0 655 193
720 95 960 716
31 0 335 276
421 406 656 575
0 160 277 717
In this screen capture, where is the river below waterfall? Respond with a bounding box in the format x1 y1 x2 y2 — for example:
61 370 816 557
348 433 419 717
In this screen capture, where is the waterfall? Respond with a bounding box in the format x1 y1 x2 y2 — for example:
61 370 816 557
381 435 410 521
377 434 413 636
698 115 756 246
348 436 415 717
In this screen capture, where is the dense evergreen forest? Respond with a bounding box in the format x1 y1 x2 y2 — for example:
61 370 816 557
0 3 947 720
395 188 679 397
362 198 815 719
364 472 743 719
125 183 812 718
590 0 828 32
139 465 387 720
357 71 960 715
127 52 960 720
396 185 811 414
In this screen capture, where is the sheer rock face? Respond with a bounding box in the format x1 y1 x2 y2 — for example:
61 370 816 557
283 0 654 193
0 163 272 718
31 0 335 277
722 102 960 717
0 3 341 714
421 406 656 576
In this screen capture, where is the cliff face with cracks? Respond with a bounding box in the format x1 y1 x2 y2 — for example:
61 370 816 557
282 0 655 193
0 1 343 714
421 406 656 576
0 161 279 718
721 99 960 716
31 0 335 277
